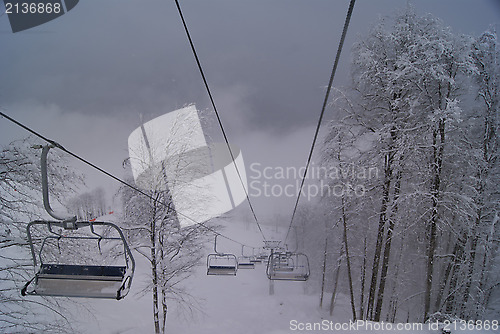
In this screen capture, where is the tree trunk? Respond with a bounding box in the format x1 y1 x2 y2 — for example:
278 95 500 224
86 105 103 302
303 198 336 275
434 233 463 312
374 170 401 321
342 196 357 320
159 228 168 334
161 287 168 334
462 230 479 318
151 238 160 334
366 153 392 319
374 218 394 321
479 215 499 316
387 228 405 323
150 200 161 334
319 233 329 308
424 119 445 321
359 235 367 319
329 246 344 316
424 172 438 320
444 234 466 314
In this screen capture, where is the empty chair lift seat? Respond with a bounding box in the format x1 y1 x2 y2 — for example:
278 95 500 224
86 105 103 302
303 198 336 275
237 258 255 269
270 268 309 281
274 265 295 272
30 264 128 299
207 254 237 276
267 252 310 281
249 257 262 264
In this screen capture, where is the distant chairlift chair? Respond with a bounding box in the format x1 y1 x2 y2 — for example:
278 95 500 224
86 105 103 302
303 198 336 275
257 251 269 264
237 245 255 269
206 235 238 276
266 251 310 281
249 248 262 264
21 145 135 300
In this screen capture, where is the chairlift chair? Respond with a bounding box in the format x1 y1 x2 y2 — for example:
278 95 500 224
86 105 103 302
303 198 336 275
273 252 295 272
257 254 269 260
266 251 310 281
22 220 135 299
263 240 282 250
248 248 262 264
206 235 237 276
237 245 255 269
257 252 269 264
21 145 135 300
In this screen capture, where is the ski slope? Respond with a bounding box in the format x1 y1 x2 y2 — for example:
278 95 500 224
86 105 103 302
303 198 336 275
64 218 497 334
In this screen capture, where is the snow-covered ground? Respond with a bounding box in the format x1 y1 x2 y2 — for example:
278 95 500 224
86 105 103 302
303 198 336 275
57 219 498 334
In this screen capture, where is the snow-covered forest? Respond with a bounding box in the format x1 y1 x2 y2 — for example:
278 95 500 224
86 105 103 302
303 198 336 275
303 8 499 324
0 5 498 334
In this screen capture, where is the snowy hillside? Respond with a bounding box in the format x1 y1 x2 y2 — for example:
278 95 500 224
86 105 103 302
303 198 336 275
60 218 498 334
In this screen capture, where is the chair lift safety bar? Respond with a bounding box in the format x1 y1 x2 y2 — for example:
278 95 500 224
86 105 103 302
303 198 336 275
21 145 135 300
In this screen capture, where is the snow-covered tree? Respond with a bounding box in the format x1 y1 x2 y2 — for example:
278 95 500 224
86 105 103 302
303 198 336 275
320 6 497 323
66 187 107 220
119 109 213 334
0 137 84 333
456 26 500 319
119 177 208 334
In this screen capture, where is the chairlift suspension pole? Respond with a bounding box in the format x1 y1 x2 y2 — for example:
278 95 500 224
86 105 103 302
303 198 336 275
39 145 77 224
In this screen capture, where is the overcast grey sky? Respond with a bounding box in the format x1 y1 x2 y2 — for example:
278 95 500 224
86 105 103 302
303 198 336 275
1 0 499 218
